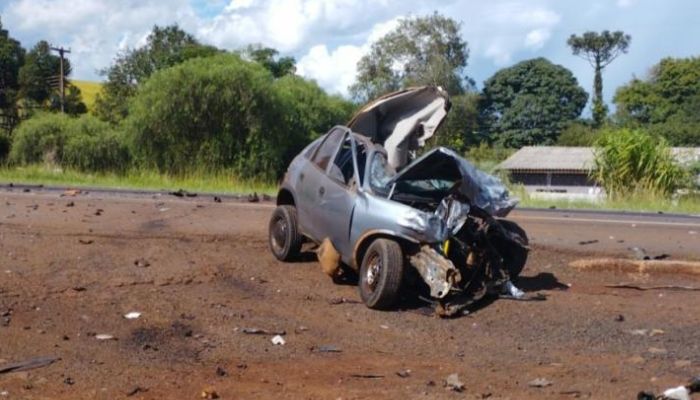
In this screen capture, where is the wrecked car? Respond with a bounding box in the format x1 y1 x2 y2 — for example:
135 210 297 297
268 86 530 316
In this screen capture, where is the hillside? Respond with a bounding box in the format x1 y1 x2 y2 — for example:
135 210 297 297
72 80 103 110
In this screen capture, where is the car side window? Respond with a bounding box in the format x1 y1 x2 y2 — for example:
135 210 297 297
330 136 354 185
311 128 344 170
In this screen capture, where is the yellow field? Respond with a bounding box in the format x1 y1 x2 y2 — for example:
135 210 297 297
72 80 103 110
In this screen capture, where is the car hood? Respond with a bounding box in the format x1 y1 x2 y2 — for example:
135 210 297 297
347 86 450 170
388 147 517 217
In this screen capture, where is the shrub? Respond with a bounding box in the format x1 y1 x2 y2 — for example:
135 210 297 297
62 116 131 172
9 112 71 165
9 113 131 172
592 128 686 197
126 53 353 179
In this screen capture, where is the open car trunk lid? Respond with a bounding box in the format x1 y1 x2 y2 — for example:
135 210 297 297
387 147 517 217
347 86 450 169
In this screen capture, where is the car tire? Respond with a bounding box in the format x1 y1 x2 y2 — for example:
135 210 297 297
268 205 303 261
358 238 404 310
497 219 529 279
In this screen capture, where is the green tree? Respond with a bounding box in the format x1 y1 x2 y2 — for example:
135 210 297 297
0 17 25 134
479 58 588 147
94 24 219 123
556 121 599 146
350 12 470 102
429 93 480 152
126 53 352 179
243 44 296 78
614 56 700 145
567 30 631 127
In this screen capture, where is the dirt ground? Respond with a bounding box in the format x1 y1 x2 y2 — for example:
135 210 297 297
1 189 699 399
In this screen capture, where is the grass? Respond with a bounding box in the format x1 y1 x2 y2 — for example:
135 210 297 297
0 165 277 196
72 80 103 111
1 164 698 215
513 187 700 215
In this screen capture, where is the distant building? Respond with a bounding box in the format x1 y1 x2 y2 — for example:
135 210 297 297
497 146 700 201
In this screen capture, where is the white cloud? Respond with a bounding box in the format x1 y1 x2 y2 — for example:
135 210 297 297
524 28 551 49
3 0 199 79
297 44 364 95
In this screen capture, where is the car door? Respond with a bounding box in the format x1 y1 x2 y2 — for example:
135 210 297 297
297 127 346 241
313 133 360 258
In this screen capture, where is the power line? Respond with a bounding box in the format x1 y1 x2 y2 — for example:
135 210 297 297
49 46 71 113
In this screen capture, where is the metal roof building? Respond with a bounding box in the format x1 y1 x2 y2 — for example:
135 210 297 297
496 146 700 199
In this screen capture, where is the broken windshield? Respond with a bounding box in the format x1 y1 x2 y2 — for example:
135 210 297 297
369 152 396 196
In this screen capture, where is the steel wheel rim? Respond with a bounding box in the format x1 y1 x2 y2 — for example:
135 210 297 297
271 215 288 253
365 252 381 292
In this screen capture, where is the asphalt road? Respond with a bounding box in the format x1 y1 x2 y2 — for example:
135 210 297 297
2 183 698 260
1 187 699 399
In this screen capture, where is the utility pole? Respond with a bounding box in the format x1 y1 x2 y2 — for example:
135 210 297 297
50 46 70 113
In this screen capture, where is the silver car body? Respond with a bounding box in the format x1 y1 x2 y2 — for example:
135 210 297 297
276 87 517 272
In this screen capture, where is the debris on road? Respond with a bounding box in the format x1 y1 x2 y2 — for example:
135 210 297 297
124 312 141 320
200 388 219 399
213 196 222 203
271 335 286 345
216 366 228 377
242 328 286 336
61 189 82 197
328 297 361 305
396 369 411 378
317 238 341 278
578 240 599 245
637 376 700 400
0 356 59 374
313 345 342 353
126 386 148 396
349 373 384 379
605 282 700 291
169 189 197 198
78 239 94 245
445 373 465 392
528 378 553 388
95 334 117 340
134 258 150 268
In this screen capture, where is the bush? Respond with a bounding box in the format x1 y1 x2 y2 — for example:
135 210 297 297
62 116 131 172
9 113 131 172
9 112 71 165
126 53 353 179
592 128 686 198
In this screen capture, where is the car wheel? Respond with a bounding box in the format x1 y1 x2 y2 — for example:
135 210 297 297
497 219 529 279
268 205 303 261
358 238 404 310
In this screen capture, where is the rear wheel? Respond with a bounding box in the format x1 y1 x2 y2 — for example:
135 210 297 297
497 219 529 279
268 205 303 261
359 239 404 309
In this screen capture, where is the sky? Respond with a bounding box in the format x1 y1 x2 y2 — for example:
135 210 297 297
2 0 699 112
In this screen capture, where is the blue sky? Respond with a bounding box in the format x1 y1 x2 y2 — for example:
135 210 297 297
2 0 699 112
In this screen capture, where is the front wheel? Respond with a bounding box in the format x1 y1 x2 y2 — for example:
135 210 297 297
497 219 529 279
268 205 303 261
358 239 404 310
